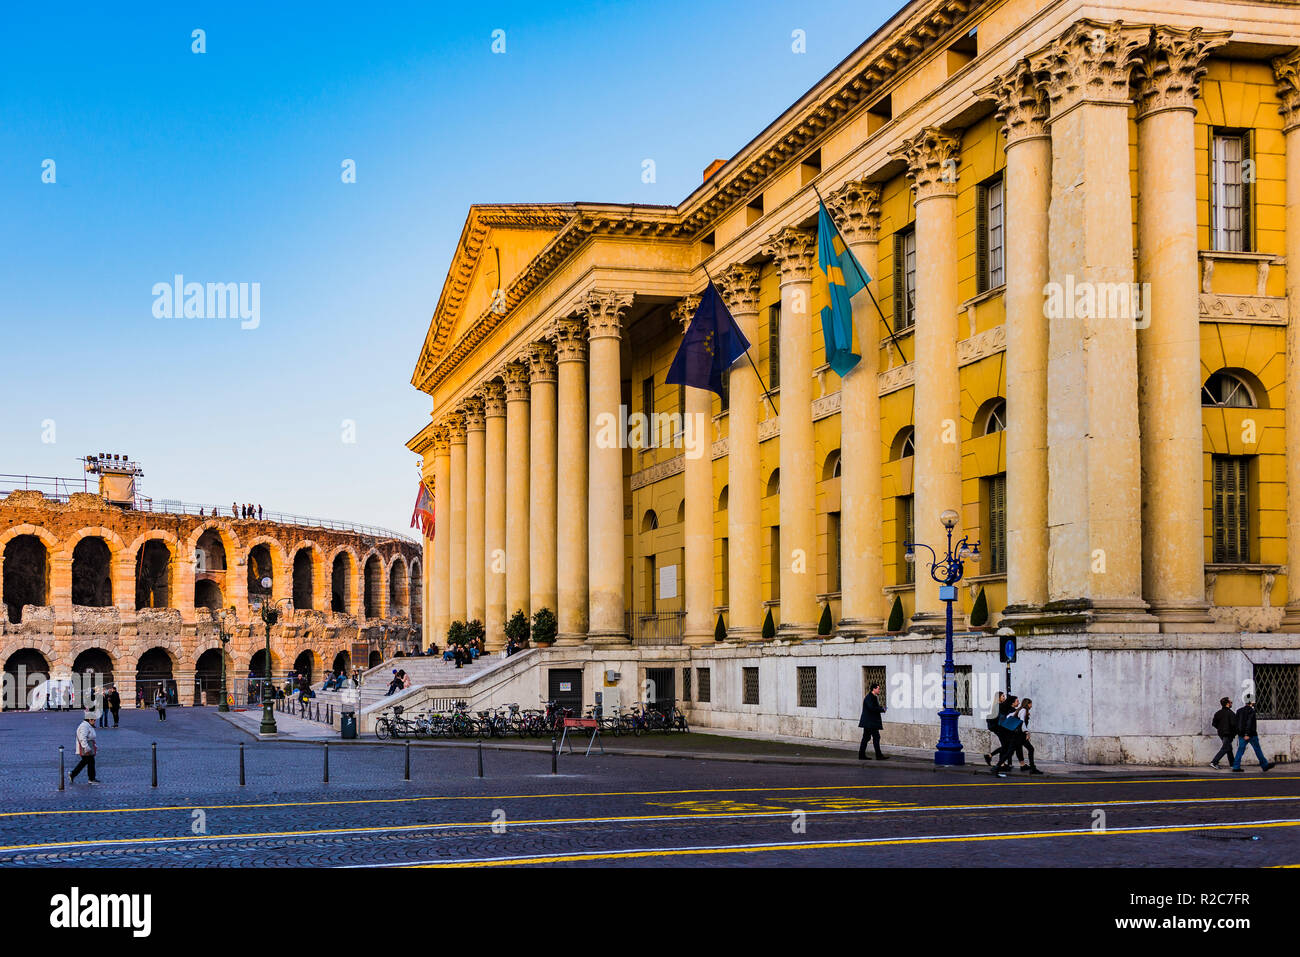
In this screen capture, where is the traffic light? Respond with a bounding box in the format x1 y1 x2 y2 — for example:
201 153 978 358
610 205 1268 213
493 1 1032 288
999 634 1017 664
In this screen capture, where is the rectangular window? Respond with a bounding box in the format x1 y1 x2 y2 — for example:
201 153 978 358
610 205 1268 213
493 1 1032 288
985 473 1007 574
721 537 730 602
743 667 760 706
1254 664 1300 720
797 666 817 708
977 175 1005 292
697 667 712 703
1211 130 1252 252
641 375 657 448
954 665 974 717
827 511 842 593
898 495 915 584
1212 455 1251 563
862 665 887 700
767 304 781 390
682 667 691 703
893 228 917 330
769 526 781 601
719 367 730 413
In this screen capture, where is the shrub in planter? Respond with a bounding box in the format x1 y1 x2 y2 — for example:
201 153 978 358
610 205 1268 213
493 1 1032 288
761 608 776 641
531 607 557 645
969 587 990 629
505 609 530 647
817 603 833 636
446 620 468 646
714 613 727 642
465 619 486 646
886 594 905 633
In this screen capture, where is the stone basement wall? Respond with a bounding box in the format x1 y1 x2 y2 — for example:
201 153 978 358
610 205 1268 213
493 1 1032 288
411 637 1300 767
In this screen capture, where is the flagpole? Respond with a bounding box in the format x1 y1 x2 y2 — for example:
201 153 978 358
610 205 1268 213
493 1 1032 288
702 265 779 418
812 184 907 365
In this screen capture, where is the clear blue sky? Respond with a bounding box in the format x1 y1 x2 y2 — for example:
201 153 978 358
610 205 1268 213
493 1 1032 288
0 0 896 536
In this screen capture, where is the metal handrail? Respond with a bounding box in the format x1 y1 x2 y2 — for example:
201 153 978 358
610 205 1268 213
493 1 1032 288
0 473 417 544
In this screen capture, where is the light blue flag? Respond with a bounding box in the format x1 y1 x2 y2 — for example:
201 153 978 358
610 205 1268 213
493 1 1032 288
816 201 872 377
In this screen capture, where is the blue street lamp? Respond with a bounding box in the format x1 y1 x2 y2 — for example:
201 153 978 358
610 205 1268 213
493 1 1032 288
905 508 980 767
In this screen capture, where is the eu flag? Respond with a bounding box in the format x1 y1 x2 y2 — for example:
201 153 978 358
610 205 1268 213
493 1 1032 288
816 200 871 377
665 282 751 396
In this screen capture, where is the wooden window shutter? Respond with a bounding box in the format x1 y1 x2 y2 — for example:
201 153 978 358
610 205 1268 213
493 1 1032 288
976 183 989 295
1213 456 1227 562
893 232 905 329
1244 129 1256 253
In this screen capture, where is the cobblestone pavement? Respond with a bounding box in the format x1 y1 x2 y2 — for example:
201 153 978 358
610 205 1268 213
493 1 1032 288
2 709 1298 867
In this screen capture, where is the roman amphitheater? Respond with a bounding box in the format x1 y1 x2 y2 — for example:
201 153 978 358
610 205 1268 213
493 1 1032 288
0 480 422 709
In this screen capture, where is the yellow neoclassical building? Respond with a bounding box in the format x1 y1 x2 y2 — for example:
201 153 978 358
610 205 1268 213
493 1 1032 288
408 0 1300 763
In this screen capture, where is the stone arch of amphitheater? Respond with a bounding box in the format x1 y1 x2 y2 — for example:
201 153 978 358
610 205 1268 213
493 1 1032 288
0 490 422 709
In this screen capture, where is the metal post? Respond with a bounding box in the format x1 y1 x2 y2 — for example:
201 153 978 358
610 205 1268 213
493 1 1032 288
477 741 484 778
323 743 329 784
1006 662 1012 697
239 742 245 786
404 741 410 781
551 736 557 775
58 745 65 791
151 742 158 787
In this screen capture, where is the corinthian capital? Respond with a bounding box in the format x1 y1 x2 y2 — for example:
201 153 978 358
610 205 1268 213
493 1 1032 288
761 227 816 283
1133 26 1229 119
553 315 588 363
583 290 633 340
890 127 961 201
1030 19 1149 112
433 426 450 455
527 341 557 382
481 380 506 418
460 397 485 431
671 295 702 331
1274 49 1300 132
823 180 882 244
976 59 1050 146
715 263 762 316
502 361 530 401
444 412 466 443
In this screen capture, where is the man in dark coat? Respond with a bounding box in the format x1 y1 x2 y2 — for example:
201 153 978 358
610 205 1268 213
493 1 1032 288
106 685 121 728
858 683 888 760
1210 696 1236 769
1231 695 1274 772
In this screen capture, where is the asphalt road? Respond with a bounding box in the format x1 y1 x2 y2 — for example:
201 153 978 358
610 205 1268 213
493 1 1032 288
2 708 1297 868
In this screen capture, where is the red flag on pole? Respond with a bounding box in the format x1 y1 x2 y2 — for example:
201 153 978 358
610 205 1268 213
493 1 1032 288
410 481 435 539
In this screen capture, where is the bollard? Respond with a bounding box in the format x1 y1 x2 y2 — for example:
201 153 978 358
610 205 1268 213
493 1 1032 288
477 741 484 778
151 742 158 788
315 701 320 722
58 745 65 791
239 742 245 786
551 736 557 775
323 743 329 784
404 741 411 781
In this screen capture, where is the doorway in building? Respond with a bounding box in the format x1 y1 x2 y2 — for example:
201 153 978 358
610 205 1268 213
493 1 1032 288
547 669 583 718
644 667 676 716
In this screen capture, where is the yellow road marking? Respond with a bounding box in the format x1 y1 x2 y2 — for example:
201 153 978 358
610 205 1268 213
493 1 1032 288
3 793 1298 855
5 774 1295 819
413 819 1300 867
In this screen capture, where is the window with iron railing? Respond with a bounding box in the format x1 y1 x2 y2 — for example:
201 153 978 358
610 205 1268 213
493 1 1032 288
1254 664 1299 719
797 666 817 708
697 667 712 703
743 667 760 706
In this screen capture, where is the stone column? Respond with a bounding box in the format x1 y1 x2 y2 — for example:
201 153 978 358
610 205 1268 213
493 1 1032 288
1275 50 1300 630
1030 20 1154 627
1133 27 1228 630
419 463 435 647
761 227 819 639
503 361 531 627
431 427 451 646
891 127 963 630
977 60 1052 619
482 381 509 650
446 413 467 624
824 181 885 634
716 265 763 642
462 397 487 625
528 341 559 617
585 290 634 645
672 295 715 646
554 316 590 645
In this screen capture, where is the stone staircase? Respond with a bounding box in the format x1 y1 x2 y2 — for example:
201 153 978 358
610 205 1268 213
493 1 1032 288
312 652 523 721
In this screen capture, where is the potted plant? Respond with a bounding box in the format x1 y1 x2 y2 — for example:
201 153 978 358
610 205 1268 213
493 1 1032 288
446 620 468 646
505 609 530 648
968 587 993 631
817 603 833 637
761 608 776 641
714 612 727 642
886 594 905 634
465 619 486 647
531 607 557 645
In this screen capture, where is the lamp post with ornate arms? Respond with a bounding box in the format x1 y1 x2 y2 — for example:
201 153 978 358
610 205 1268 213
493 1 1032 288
217 605 235 713
905 509 980 766
254 577 292 735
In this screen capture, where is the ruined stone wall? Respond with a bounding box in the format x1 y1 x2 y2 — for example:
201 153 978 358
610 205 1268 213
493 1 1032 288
0 491 422 701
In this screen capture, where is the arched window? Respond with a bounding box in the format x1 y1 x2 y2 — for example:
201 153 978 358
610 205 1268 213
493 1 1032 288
641 510 659 533
891 427 915 461
765 469 781 496
982 398 1007 435
1202 370 1257 408
822 450 842 481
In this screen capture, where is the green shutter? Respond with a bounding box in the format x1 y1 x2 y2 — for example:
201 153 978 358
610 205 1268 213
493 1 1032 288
976 182 989 295
893 232 905 330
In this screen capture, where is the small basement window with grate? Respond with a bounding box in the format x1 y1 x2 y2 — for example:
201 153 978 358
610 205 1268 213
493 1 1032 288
863 665 887 700
1254 664 1300 720
682 667 692 702
743 667 760 705
954 665 974 717
797 666 817 708
697 668 712 703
